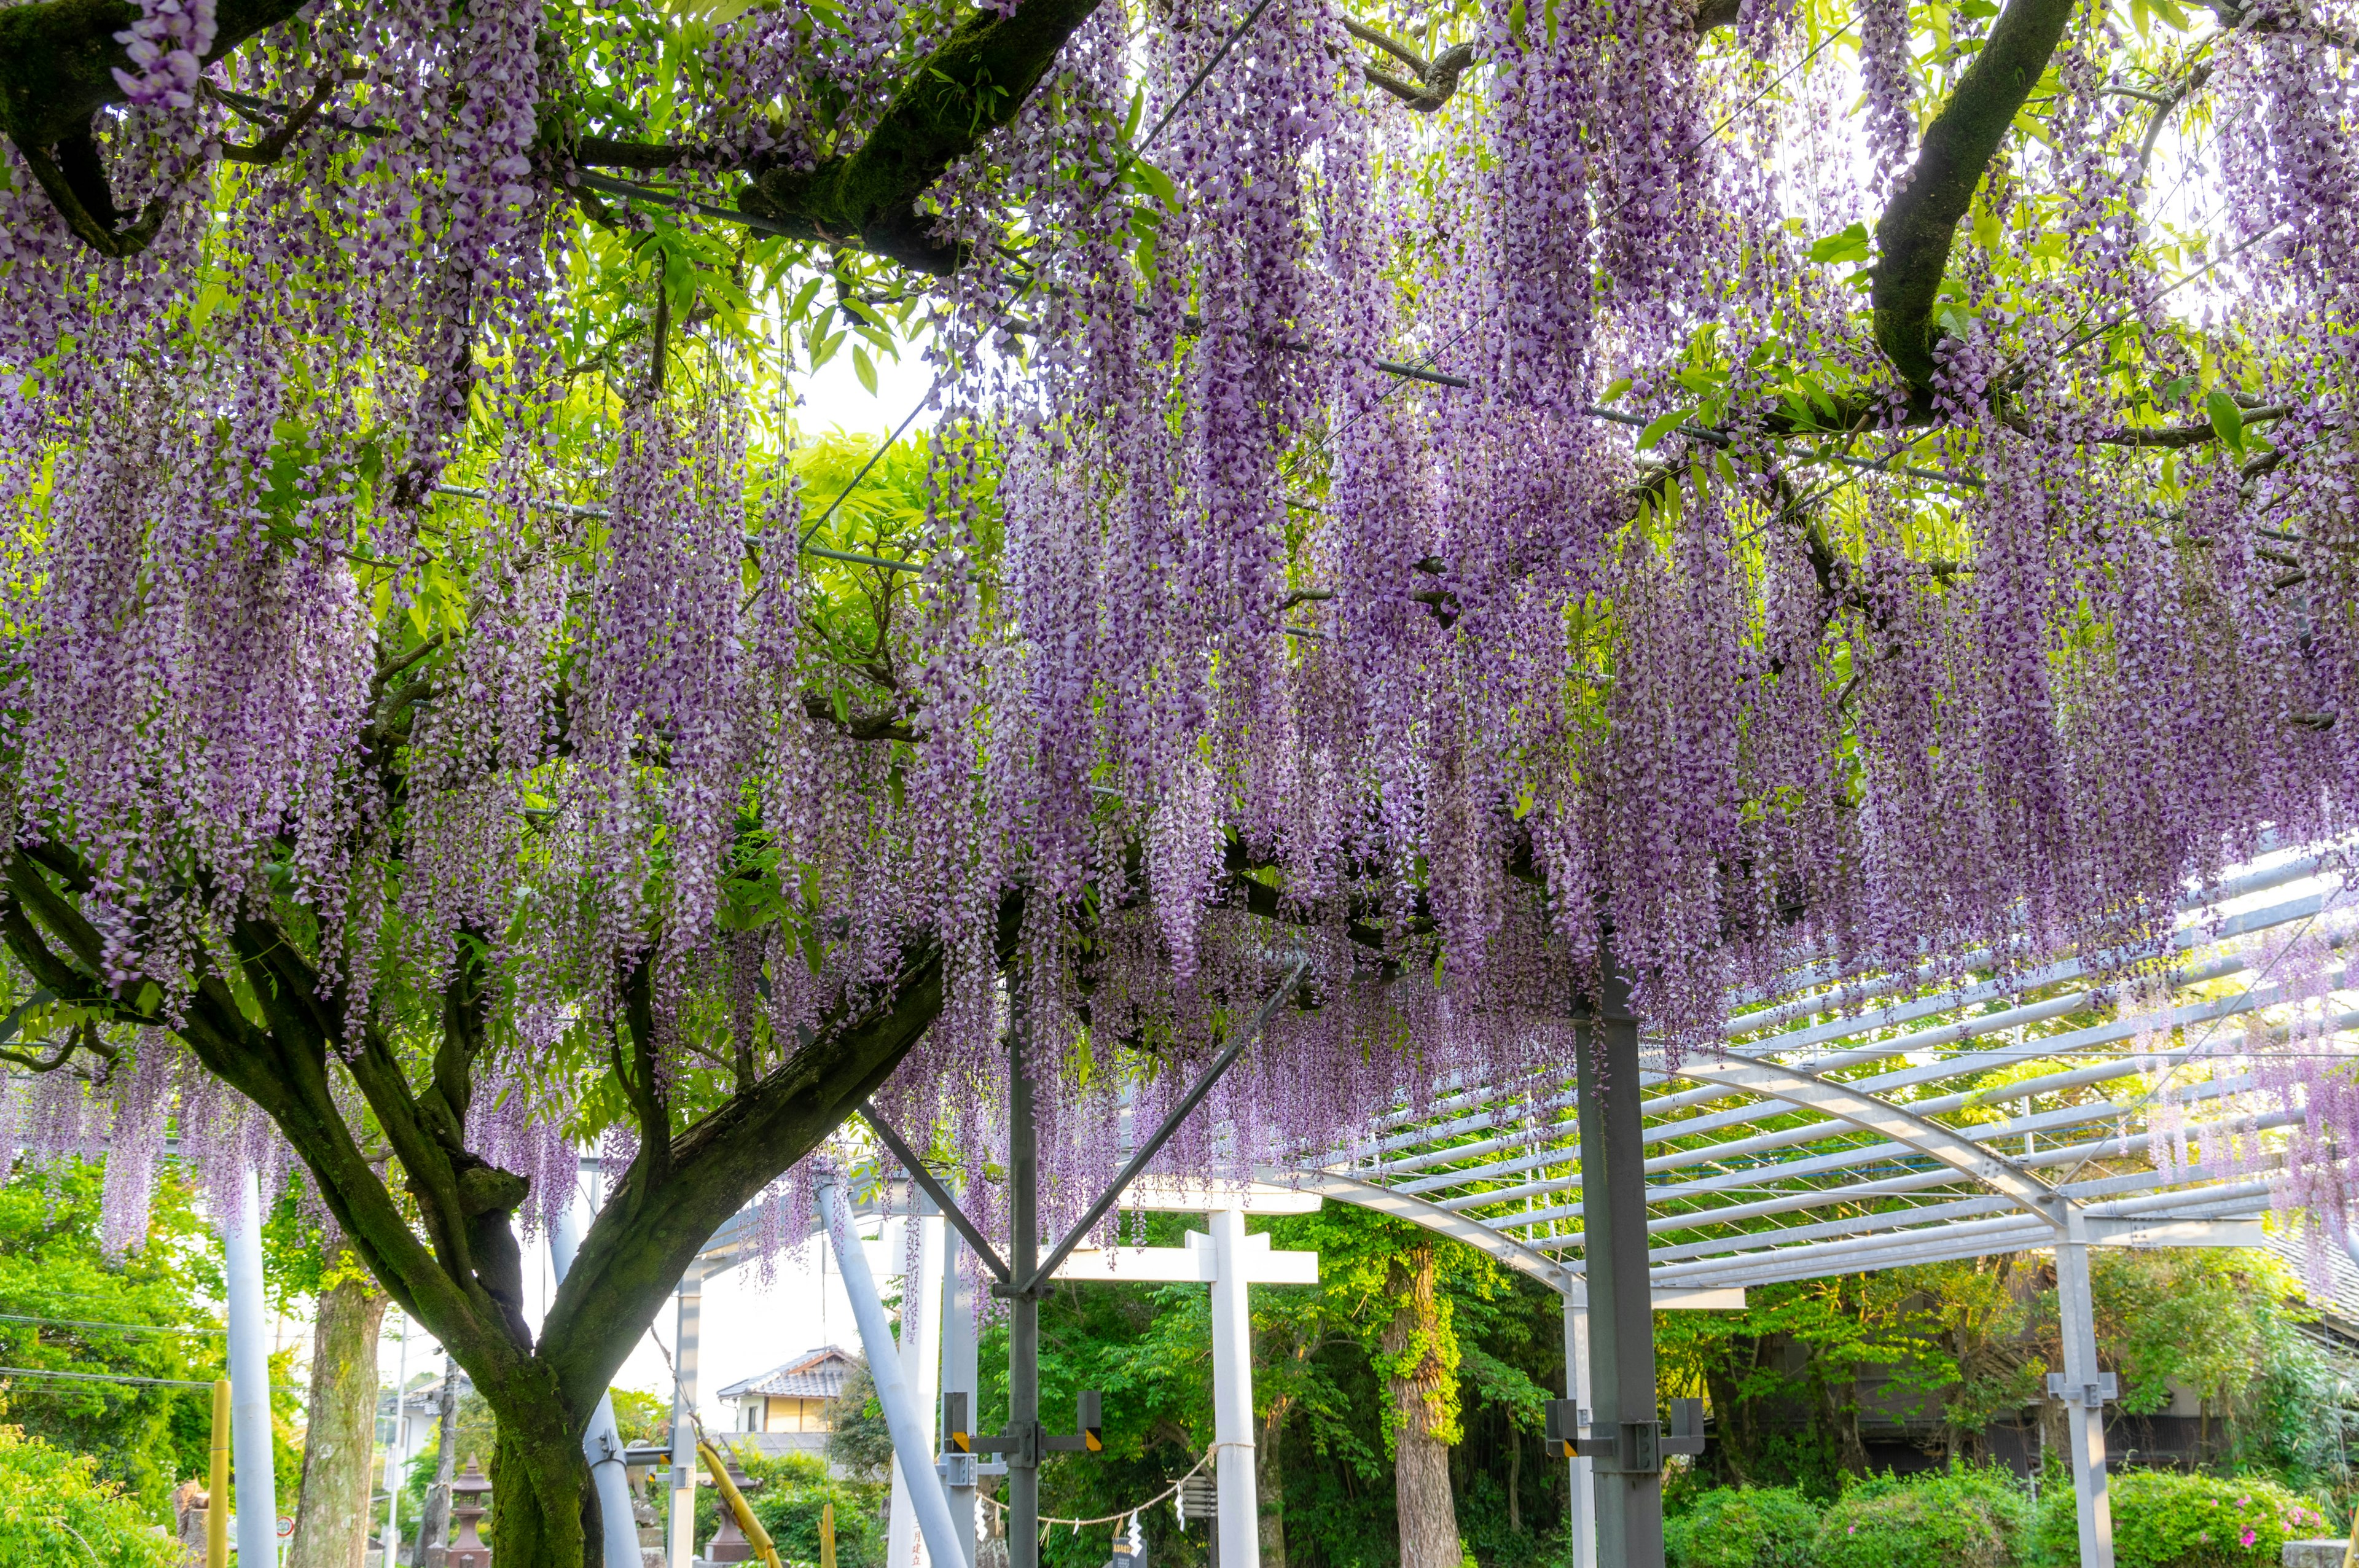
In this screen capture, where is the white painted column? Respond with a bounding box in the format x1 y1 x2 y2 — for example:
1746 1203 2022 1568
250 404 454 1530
1561 1284 1596 1568
888 1207 945 1568
1208 1204 1259 1568
938 1225 980 1568
554 1184 641 1568
820 1180 968 1568
222 1164 278 1568
668 1259 704 1568
2053 1217 2116 1568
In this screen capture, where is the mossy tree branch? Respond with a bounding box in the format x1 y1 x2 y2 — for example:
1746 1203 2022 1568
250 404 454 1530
2 0 1108 274
736 0 1106 273
1871 0 2078 390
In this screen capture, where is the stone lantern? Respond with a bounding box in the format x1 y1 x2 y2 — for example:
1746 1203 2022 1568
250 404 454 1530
703 1451 760 1564
432 1457 493 1568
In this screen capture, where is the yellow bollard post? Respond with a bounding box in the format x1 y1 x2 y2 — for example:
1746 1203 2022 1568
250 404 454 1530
821 1500 836 1568
207 1378 230 1568
697 1439 784 1568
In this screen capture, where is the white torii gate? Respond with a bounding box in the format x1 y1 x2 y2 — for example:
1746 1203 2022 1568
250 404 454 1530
1050 1179 1324 1568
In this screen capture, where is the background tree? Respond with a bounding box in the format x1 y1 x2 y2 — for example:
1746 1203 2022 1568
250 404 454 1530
285 1239 391 1568
0 1159 219 1516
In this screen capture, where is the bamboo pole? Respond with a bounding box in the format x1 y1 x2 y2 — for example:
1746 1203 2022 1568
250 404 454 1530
207 1378 230 1568
697 1438 783 1568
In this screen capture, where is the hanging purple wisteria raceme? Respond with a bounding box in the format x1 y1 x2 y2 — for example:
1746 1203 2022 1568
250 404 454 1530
1 0 2358 1545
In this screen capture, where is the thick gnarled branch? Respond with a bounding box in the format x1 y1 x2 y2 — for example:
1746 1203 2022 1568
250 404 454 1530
1872 0 2077 390
738 0 1106 273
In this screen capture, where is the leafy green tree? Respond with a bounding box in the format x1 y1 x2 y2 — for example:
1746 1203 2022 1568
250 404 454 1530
0 1422 184 1567
0 1158 219 1517
608 1387 671 1448
739 1449 888 1568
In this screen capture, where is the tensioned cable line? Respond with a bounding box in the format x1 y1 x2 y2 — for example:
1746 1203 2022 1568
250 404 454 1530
790 0 1290 553
0 1313 225 1337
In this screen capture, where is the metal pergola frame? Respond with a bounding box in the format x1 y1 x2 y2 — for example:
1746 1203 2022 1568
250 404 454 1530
1266 843 2349 1568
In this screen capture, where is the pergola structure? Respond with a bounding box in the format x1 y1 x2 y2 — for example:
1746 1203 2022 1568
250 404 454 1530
1273 843 2347 1568
632 845 2347 1568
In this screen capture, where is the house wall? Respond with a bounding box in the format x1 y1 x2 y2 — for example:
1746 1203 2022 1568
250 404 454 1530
764 1396 830 1433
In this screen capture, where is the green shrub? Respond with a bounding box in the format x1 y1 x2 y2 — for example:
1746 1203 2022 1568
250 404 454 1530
738 1448 888 1568
1667 1485 1821 1567
2030 1469 2330 1567
0 1424 181 1567
1813 1463 2030 1568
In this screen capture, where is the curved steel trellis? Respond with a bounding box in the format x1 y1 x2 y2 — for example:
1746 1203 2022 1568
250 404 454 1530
1280 844 2352 1296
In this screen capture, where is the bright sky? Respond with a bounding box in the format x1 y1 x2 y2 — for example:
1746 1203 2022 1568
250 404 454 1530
359 1213 900 1451
789 323 940 448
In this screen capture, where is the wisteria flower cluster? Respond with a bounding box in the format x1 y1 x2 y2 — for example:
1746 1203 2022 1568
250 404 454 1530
0 0 2355 1332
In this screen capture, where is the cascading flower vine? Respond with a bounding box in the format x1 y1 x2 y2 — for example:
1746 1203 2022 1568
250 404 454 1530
4 0 2359 1532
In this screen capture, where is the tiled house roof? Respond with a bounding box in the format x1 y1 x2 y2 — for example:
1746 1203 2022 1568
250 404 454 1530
716 1345 862 1402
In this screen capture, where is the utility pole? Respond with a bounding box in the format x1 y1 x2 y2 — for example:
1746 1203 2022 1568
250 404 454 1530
1003 989 1043 1566
382 1313 406 1567
417 1354 458 1561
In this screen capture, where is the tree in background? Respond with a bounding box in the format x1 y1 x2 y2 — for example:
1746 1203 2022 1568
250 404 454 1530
1376 1241 1461 1568
1656 1246 2359 1510
285 1237 390 1568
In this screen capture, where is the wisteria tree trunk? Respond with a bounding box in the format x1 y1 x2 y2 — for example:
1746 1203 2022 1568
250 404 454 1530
286 1246 389 1568
1380 1245 1461 1568
0 837 997 1568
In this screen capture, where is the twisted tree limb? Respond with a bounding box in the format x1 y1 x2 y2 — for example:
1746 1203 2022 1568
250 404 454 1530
1872 0 2078 391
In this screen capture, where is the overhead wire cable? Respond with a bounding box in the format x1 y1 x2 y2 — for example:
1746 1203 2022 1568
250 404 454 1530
794 0 1288 550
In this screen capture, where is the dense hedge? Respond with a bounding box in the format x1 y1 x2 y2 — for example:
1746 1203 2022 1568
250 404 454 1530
1813 1464 2032 1568
1665 1485 1822 1568
2030 1469 2330 1567
0 1424 181 1567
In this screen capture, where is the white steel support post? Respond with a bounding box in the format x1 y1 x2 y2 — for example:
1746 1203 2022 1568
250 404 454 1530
2053 1216 2116 1568
888 1204 946 1568
823 1180 969 1568
1209 1203 1259 1568
939 1225 980 1568
1561 1284 1596 1568
668 1258 704 1568
555 1185 642 1568
222 1164 278 1568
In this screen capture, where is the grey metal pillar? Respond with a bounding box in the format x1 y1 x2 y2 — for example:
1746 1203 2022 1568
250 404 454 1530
2052 1215 2116 1568
1560 1283 1596 1568
1007 994 1041 1568
668 1258 704 1568
939 1224 980 1568
1574 953 1665 1568
554 1184 641 1568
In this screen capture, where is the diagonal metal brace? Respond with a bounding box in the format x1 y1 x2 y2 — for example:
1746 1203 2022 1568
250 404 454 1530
859 1099 1012 1284
1022 956 1309 1293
